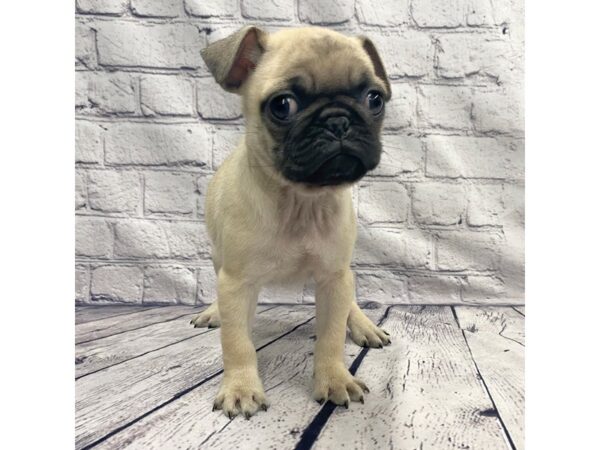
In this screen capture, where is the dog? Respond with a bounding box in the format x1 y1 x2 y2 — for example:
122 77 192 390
190 26 392 419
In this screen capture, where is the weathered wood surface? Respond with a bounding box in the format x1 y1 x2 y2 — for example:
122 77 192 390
455 306 525 450
75 305 198 344
513 306 525 316
75 306 314 449
93 306 386 450
75 305 160 325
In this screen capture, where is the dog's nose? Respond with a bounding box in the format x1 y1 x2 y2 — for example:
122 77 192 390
324 116 350 139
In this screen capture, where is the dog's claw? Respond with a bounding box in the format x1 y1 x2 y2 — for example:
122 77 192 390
359 396 364 404
244 412 251 420
343 401 349 409
316 398 325 405
261 404 268 411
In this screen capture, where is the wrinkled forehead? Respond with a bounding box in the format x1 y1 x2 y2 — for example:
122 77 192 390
252 31 384 99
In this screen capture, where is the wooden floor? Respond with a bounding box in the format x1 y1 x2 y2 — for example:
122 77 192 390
75 304 525 450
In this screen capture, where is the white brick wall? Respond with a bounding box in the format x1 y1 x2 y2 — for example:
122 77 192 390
75 0 524 305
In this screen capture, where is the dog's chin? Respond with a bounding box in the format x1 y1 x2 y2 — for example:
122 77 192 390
283 154 368 187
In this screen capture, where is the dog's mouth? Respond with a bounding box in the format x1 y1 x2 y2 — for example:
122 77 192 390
303 154 366 186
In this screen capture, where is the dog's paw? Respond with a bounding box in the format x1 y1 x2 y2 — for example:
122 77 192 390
190 302 220 328
213 373 269 419
313 364 369 407
348 313 391 348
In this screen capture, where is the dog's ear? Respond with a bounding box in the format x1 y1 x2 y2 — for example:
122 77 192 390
357 36 391 101
201 26 267 93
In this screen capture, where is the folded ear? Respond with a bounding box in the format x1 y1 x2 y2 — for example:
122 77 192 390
357 36 391 100
201 26 267 93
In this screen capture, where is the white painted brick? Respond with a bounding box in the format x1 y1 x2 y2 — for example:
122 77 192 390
114 220 170 258
373 135 423 176
472 88 524 134
356 0 410 26
75 171 87 210
144 265 197 304
411 0 464 28
197 266 217 303
75 23 97 69
88 170 141 213
462 275 506 303
196 174 211 216
384 83 418 129
75 121 104 164
436 231 502 271
408 275 462 303
356 270 408 303
96 22 204 69
185 0 237 17
242 0 295 20
105 123 211 167
144 171 196 215
466 0 512 26
425 136 524 179
76 217 113 258
467 184 504 226
502 183 524 225
131 0 181 17
140 75 194 116
260 283 304 304
91 266 144 303
165 222 212 259
75 266 90 302
412 182 467 225
368 30 434 78
358 181 410 223
354 226 431 268
76 0 128 15
197 78 242 120
212 126 244 169
76 72 138 114
298 0 354 24
418 85 472 129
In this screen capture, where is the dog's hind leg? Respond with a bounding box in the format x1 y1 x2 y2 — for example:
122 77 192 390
347 301 391 348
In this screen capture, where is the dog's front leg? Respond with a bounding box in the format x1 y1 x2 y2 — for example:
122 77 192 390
313 269 369 407
212 270 268 419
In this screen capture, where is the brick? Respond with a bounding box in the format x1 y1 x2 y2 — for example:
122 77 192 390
185 0 237 17
462 275 506 303
384 84 417 129
356 0 410 26
354 226 431 268
242 0 294 20
358 181 409 223
408 275 461 303
75 121 104 164
467 184 504 226
411 0 464 28
75 171 87 210
97 22 204 69
502 183 524 225
144 171 196 215
76 72 138 114
76 0 128 15
131 0 181 17
212 126 244 169
298 0 354 24
76 217 113 258
373 135 423 177
412 182 466 225
472 88 524 134
197 78 242 120
114 220 170 258
436 231 502 271
88 170 141 213
140 75 193 116
196 174 211 216
105 123 211 167
425 136 524 179
91 266 144 303
75 266 90 302
164 222 212 259
260 283 304 303
368 31 434 78
466 0 512 26
144 265 197 304
75 23 97 69
356 270 408 303
197 266 217 303
418 85 472 129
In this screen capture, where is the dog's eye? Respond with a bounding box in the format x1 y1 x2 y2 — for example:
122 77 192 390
364 90 384 115
269 95 298 121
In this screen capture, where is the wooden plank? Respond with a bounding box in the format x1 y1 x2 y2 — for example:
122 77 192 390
93 306 387 450
75 306 272 378
76 306 314 449
313 307 511 450
513 306 525 316
75 305 198 344
75 305 160 325
455 306 525 450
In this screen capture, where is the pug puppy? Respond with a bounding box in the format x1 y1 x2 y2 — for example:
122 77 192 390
190 26 392 419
